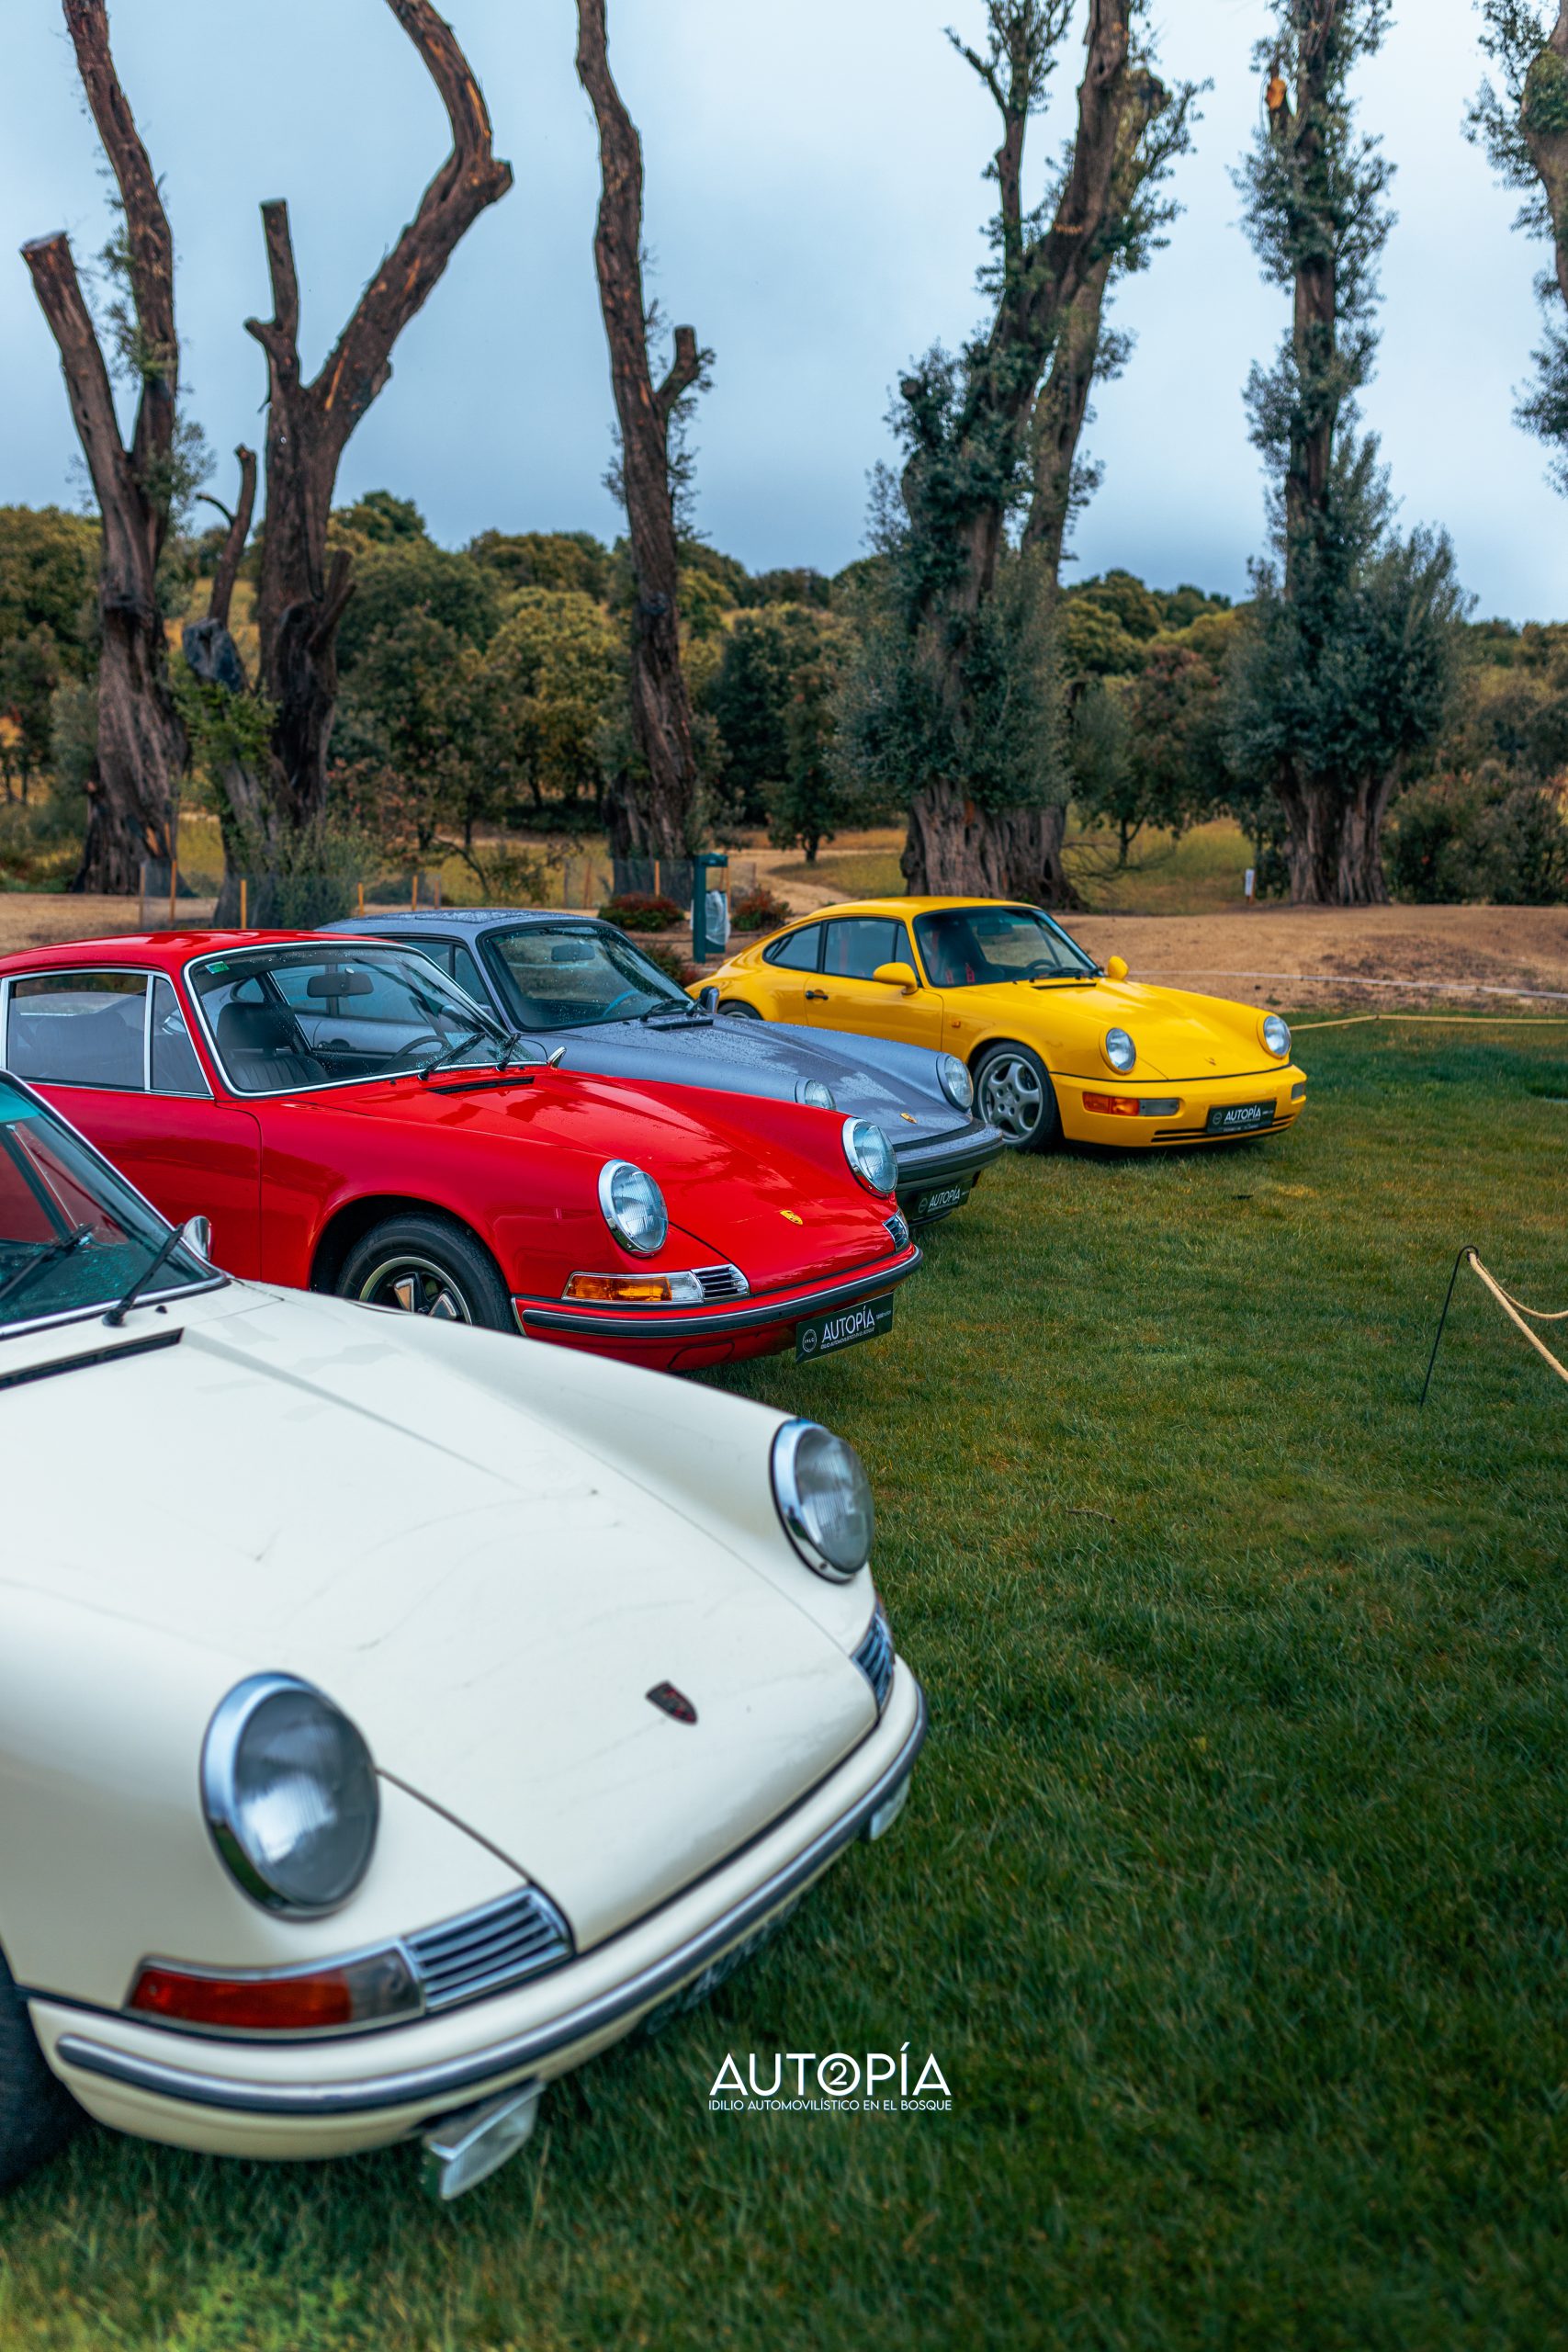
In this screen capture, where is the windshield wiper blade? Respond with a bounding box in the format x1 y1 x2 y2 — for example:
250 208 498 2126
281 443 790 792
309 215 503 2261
102 1220 192 1327
414 1017 495 1082
0 1224 94 1310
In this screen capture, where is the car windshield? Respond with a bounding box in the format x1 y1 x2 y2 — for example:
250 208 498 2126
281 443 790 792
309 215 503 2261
0 1077 213 1333
913 906 1098 988
482 924 690 1032
187 944 536 1097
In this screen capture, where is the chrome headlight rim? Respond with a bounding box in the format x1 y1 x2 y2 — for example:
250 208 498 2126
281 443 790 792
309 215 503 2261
795 1076 837 1111
597 1159 670 1257
201 1672 379 1919
841 1116 897 1196
771 1418 875 1582
937 1053 975 1112
1260 1012 1292 1059
1102 1027 1137 1076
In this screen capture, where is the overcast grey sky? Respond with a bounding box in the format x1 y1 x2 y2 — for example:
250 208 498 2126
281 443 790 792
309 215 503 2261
0 1 1559 619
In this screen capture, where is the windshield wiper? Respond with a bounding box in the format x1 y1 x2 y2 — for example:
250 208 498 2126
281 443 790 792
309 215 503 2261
0 1224 94 1311
415 1017 495 1082
102 1220 195 1327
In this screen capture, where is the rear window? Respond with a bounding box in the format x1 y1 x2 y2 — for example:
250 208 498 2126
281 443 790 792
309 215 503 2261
5 971 148 1091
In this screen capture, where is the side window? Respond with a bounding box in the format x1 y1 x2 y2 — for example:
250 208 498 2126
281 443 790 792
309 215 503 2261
150 976 209 1096
764 925 823 972
398 938 455 982
5 971 148 1091
452 944 487 1004
821 919 901 981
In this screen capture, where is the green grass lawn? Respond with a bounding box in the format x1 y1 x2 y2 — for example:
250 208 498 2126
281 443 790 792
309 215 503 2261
3 1023 1566 2350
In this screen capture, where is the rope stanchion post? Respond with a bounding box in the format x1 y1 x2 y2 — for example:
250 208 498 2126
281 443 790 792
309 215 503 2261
1422 1248 1568 1404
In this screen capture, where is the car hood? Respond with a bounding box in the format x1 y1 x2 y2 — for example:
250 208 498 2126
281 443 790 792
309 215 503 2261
1 1287 877 1950
535 1012 966 1143
323 1069 904 1290
967 978 1275 1082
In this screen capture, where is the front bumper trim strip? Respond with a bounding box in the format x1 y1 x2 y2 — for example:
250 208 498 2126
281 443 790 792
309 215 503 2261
513 1251 920 1340
52 1687 927 2121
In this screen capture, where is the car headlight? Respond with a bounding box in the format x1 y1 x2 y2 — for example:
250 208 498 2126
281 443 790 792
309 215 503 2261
202 1674 379 1917
795 1077 836 1110
842 1116 897 1195
1262 1013 1292 1058
1102 1028 1136 1075
599 1159 669 1255
771 1419 875 1580
938 1054 974 1112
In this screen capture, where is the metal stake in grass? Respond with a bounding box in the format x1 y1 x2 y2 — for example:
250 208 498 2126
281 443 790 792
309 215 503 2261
1420 1246 1475 1408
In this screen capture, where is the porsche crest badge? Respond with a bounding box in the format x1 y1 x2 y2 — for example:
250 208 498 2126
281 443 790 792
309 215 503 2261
647 1681 697 1724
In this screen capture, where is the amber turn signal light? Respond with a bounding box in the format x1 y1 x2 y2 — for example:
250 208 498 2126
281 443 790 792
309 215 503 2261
127 1947 421 2034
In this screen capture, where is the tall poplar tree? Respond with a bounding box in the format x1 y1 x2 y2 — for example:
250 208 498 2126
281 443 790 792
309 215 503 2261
1471 3 1568 490
840 2 1192 903
1230 1 1464 904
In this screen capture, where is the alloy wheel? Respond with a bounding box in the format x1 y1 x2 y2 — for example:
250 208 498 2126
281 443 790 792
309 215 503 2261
356 1253 472 1322
978 1054 1045 1144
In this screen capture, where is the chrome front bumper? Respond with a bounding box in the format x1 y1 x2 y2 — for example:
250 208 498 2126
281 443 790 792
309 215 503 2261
512 1248 921 1342
36 1663 926 2159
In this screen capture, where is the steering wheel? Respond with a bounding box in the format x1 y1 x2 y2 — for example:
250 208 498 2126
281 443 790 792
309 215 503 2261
599 989 639 1016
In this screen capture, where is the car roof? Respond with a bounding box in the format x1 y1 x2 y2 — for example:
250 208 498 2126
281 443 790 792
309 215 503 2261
0 929 345 973
329 908 598 933
767 897 1038 927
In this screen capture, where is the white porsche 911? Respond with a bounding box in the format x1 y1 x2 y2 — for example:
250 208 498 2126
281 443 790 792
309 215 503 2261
0 1073 923 2199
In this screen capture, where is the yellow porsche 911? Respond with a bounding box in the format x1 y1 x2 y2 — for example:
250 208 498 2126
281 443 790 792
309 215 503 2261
696 898 1307 1152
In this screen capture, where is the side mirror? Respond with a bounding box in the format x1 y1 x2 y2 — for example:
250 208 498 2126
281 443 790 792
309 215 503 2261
872 961 919 993
181 1215 213 1262
697 985 719 1013
1104 955 1129 982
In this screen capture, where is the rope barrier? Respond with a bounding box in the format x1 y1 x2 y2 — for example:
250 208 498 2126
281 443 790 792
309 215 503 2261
1421 1248 1568 1403
1292 1011 1568 1033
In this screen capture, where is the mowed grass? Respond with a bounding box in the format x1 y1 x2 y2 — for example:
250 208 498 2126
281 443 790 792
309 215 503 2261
3 1023 1567 2350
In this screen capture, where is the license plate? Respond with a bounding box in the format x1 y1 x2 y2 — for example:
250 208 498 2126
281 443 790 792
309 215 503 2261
639 1901 802 2038
1206 1100 1273 1133
795 1294 895 1361
913 1182 969 1219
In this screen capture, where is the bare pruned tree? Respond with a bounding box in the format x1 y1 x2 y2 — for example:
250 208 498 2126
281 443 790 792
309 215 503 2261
208 0 512 902
576 0 710 861
22 0 186 895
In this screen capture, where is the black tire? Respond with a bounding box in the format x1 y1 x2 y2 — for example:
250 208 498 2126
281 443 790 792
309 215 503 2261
336 1212 513 1332
974 1041 1061 1152
0 1945 80 2192
718 999 763 1020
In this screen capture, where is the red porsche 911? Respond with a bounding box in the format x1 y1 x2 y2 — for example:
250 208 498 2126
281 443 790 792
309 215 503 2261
0 933 919 1373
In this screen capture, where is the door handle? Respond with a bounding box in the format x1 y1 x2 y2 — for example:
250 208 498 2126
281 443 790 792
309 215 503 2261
805 989 828 1001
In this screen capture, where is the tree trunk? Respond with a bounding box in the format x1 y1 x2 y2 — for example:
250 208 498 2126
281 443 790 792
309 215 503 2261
577 0 706 861
902 785 1074 904
1021 259 1113 576
237 0 511 894
1276 775 1393 905
20 0 185 894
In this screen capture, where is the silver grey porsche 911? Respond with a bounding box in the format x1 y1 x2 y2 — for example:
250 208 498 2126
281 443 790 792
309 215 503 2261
320 910 1003 1227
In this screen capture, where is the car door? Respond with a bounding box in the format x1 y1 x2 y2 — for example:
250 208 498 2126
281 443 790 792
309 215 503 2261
805 918 946 1050
1 967 264 1276
752 922 826 1023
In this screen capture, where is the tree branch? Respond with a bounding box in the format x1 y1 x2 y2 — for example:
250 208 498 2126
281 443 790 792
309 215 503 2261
654 324 704 424
309 0 513 463
20 232 142 581
243 197 302 374
62 0 176 483
207 445 256 628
